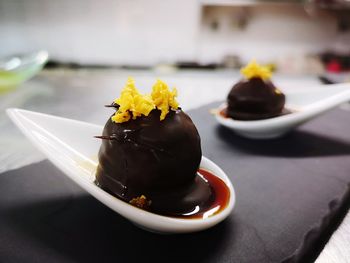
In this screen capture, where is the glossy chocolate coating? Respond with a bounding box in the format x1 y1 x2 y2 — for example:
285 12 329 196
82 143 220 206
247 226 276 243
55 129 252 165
95 108 213 216
227 77 285 120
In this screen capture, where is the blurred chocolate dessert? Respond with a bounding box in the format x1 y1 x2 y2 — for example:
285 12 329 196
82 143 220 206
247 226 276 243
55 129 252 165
226 60 286 120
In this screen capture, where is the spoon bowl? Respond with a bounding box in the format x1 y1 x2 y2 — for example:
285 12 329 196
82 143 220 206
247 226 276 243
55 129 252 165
216 83 350 139
6 108 235 234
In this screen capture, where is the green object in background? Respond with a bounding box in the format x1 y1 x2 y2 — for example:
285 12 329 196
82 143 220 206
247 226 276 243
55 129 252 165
0 51 49 93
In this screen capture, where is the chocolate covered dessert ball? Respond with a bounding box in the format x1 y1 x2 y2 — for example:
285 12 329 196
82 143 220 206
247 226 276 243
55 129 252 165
95 78 213 216
227 61 285 120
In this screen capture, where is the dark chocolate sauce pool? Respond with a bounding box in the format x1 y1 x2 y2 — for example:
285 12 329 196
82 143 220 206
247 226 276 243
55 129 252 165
176 168 230 219
94 167 230 219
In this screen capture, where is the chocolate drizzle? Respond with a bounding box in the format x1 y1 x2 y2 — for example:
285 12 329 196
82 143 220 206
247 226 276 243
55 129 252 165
95 108 214 216
104 102 119 109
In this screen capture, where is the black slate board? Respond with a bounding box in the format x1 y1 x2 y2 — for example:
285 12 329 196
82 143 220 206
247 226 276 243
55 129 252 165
1 102 350 263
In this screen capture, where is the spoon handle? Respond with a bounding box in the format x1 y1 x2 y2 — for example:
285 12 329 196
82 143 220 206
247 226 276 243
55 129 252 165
302 87 350 122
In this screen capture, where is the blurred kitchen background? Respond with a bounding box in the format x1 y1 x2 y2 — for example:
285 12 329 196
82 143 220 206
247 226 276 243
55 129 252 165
1 0 350 77
1 0 350 173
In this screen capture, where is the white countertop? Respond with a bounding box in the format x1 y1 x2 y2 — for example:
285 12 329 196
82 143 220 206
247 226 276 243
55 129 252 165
0 68 349 262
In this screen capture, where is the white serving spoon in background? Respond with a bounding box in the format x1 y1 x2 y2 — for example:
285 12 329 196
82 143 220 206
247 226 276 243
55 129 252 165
216 83 350 139
6 109 235 234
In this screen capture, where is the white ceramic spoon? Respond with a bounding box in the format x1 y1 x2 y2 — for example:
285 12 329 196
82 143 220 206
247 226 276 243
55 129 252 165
216 83 350 139
6 109 235 234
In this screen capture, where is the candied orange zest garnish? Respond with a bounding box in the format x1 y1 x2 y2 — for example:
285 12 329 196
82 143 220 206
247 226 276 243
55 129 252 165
111 78 155 123
129 195 151 209
151 79 179 121
111 78 179 123
240 59 272 80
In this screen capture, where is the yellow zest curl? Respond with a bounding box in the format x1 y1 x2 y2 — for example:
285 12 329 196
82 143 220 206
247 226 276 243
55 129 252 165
129 195 151 209
111 78 179 123
240 60 272 80
151 79 179 121
111 78 155 123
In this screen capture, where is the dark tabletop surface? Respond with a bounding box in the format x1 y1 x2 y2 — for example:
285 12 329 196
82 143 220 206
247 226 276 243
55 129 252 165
1 102 350 263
